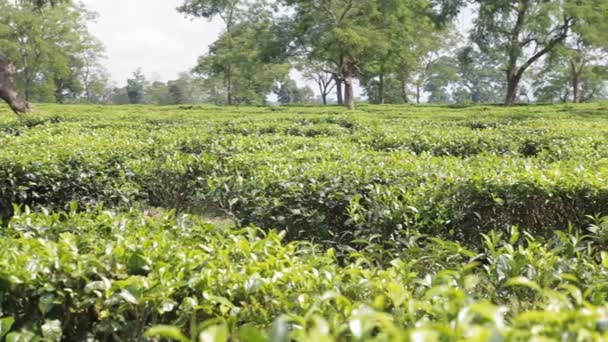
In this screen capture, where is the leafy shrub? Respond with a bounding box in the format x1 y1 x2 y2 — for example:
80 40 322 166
1 210 608 340
1 103 608 339
1 103 608 243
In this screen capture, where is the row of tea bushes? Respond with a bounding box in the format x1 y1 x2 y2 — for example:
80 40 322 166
217 151 608 243
2 209 608 340
1 103 608 244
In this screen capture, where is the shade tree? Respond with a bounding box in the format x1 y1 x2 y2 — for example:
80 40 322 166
470 0 608 105
0 0 105 111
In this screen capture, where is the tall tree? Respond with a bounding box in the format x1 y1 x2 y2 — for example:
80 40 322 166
561 42 607 103
273 77 314 105
178 0 243 105
533 44 608 103
471 0 608 105
180 0 291 105
80 63 111 104
362 75 410 104
409 51 455 104
283 0 456 110
299 61 335 105
423 56 460 103
359 1 441 105
452 46 504 104
126 68 146 104
282 0 386 110
145 81 171 105
0 0 70 112
75 37 109 103
192 13 290 105
558 1 608 104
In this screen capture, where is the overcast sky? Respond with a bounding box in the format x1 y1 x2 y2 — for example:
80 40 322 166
82 0 223 85
82 0 474 94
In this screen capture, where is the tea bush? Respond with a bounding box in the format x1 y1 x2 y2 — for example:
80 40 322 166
1 103 608 340
3 103 608 240
2 209 608 340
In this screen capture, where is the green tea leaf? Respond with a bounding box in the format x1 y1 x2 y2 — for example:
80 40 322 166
145 325 190 342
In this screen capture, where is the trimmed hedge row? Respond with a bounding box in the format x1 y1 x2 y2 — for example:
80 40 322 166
2 209 608 340
1 103 608 243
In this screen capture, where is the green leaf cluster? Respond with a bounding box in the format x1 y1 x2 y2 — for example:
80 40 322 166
0 103 608 339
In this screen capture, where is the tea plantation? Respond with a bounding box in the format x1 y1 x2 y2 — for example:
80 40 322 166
2 103 608 341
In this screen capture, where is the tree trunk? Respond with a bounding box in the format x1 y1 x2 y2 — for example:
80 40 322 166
334 75 343 105
416 85 420 105
561 87 570 103
317 79 329 105
378 73 385 105
400 77 409 103
570 59 585 103
572 74 580 103
343 68 355 110
504 67 522 106
226 65 233 105
0 52 30 113
505 80 518 106
471 91 480 104
344 81 354 110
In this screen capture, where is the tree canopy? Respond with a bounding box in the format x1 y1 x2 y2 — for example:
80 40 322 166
0 0 107 112
1 0 608 111
470 0 608 105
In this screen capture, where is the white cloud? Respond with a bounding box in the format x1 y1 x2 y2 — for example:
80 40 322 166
81 0 223 84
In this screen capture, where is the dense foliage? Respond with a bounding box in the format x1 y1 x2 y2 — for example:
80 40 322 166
174 0 608 108
3 0 608 111
4 208 608 341
2 103 608 241
0 0 107 103
1 103 608 340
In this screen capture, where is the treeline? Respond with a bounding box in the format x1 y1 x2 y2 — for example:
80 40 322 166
1 0 607 109
0 1 107 105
